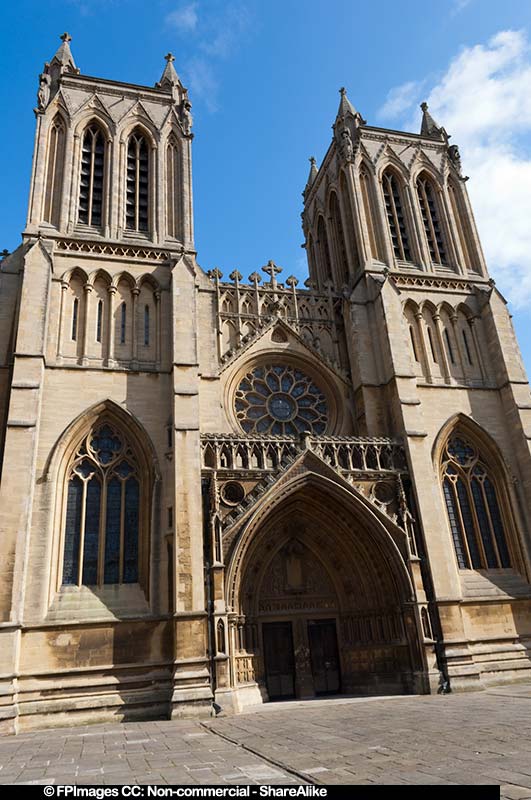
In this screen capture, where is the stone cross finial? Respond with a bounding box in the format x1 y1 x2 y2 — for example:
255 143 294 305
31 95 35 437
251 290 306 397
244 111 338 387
339 87 346 96
248 272 262 285
60 32 72 43
262 260 282 287
420 101 428 112
165 53 175 63
229 270 242 283
309 156 316 165
285 275 299 288
208 268 223 282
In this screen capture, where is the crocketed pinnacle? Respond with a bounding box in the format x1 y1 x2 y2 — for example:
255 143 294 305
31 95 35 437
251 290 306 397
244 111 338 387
50 32 77 72
336 86 366 127
158 52 180 89
303 156 319 197
420 102 445 140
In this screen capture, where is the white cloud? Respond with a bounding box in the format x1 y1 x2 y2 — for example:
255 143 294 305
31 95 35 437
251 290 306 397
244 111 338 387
166 2 198 33
379 29 531 307
187 57 219 113
166 2 251 112
200 3 251 58
379 81 424 121
451 0 473 16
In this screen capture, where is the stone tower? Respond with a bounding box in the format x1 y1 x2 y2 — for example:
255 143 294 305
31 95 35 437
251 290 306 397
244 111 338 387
0 39 530 732
301 88 531 691
0 35 210 731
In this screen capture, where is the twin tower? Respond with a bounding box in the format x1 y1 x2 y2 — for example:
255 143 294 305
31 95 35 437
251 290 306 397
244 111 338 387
0 34 530 731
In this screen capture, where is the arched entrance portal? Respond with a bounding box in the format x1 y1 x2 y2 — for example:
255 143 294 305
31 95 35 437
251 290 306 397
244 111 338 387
226 478 424 703
254 537 342 699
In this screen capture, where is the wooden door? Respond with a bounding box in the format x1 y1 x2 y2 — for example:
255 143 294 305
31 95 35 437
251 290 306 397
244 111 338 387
262 621 295 700
308 619 341 695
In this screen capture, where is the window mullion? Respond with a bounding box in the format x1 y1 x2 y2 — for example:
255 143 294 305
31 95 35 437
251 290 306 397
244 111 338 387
78 480 88 586
466 472 488 568
480 479 503 568
98 474 108 586
450 479 472 569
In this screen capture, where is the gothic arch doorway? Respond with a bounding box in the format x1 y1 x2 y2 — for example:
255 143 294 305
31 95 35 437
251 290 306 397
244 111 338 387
225 478 424 704
254 537 342 699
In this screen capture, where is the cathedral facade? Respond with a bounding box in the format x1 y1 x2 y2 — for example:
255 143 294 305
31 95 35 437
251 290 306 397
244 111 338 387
0 35 531 732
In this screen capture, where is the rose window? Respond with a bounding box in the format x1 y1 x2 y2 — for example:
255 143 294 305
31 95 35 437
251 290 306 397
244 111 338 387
235 364 328 435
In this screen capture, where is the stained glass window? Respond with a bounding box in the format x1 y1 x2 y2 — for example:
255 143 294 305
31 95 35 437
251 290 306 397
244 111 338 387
62 422 143 587
235 364 328 436
62 477 83 584
442 434 512 570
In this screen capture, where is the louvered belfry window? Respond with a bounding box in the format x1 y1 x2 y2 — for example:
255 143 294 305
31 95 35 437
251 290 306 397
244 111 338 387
442 435 511 570
382 170 411 262
78 124 105 227
126 130 149 232
416 174 446 265
62 423 141 586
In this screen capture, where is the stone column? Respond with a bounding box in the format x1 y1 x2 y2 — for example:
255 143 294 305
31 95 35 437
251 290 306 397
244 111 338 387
433 312 452 384
131 286 139 369
106 285 116 367
81 283 93 366
56 280 68 362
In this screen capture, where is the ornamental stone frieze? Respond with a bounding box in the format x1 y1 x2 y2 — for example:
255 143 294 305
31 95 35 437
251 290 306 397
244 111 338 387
201 433 414 543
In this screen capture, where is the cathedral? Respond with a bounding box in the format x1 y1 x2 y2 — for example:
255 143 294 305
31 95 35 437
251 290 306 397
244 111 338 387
0 33 530 733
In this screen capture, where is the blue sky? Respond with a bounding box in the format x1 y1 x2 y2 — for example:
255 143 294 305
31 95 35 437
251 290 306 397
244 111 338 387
2 0 531 374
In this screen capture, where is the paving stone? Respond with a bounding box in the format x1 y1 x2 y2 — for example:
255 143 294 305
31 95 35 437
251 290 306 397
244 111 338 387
1 686 531 785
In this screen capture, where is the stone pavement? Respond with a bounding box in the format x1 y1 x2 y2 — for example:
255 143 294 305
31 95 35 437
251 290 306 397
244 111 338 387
1 685 531 794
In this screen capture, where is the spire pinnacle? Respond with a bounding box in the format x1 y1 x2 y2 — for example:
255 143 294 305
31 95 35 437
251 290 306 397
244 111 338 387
303 156 319 198
50 31 78 74
158 52 180 91
335 86 366 127
420 101 446 140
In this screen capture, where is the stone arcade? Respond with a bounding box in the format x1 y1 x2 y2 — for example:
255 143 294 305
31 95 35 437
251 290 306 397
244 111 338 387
0 35 531 731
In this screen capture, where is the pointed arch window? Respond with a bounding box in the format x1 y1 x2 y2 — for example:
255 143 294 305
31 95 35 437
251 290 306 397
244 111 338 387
96 299 103 343
448 179 474 271
360 165 379 261
71 298 79 341
382 170 411 262
43 116 66 228
78 124 105 227
126 130 150 232
62 422 142 586
442 434 512 570
329 191 350 284
316 216 332 286
416 174 447 265
166 134 180 239
144 305 150 346
120 302 127 344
